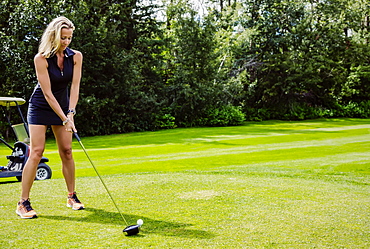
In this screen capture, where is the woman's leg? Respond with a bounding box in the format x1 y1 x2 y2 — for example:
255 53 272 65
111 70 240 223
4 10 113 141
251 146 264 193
52 125 75 193
17 124 47 219
52 125 84 210
21 125 47 199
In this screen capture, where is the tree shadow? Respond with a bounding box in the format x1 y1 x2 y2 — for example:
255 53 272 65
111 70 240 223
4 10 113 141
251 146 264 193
42 207 215 239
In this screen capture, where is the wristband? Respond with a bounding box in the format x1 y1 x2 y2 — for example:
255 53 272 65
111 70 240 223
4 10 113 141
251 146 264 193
67 108 76 115
62 118 70 125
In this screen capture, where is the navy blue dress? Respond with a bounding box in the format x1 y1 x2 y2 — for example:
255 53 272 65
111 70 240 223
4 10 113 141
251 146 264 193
28 47 75 125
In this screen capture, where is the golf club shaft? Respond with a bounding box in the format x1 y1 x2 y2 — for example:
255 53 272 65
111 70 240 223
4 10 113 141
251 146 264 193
73 132 129 226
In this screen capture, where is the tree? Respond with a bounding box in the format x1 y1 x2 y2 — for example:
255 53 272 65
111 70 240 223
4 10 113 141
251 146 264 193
163 1 225 126
226 0 370 120
0 0 166 136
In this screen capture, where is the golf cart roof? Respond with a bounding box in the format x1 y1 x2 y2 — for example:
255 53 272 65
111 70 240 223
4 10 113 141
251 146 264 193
0 97 26 106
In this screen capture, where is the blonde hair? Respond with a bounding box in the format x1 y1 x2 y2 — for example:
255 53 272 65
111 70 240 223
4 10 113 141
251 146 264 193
38 16 75 58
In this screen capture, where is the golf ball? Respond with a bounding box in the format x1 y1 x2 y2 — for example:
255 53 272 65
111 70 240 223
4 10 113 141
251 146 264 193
137 219 144 226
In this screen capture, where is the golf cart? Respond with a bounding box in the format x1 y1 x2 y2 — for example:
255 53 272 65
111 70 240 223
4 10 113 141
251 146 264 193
0 97 52 181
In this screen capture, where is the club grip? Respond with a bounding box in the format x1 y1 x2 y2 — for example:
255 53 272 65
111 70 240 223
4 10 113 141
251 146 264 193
73 132 81 142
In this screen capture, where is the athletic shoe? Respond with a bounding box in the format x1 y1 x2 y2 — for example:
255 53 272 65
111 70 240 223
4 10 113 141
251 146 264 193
16 199 37 219
67 192 85 210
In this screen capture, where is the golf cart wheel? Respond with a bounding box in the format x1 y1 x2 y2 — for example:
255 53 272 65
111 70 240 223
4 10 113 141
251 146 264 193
35 163 52 180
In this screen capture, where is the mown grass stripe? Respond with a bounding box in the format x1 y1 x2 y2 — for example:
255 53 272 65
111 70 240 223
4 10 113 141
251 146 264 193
70 134 370 165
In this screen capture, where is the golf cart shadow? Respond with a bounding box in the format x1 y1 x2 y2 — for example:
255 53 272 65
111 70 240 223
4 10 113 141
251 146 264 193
0 180 19 184
42 207 215 239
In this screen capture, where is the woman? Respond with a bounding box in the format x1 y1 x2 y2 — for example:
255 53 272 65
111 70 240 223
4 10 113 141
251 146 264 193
16 16 84 219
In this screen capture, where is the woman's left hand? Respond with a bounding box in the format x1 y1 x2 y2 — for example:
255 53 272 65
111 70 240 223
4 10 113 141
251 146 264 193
65 114 76 133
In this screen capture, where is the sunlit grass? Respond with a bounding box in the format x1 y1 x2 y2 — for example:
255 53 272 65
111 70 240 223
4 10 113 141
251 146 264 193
0 118 369 248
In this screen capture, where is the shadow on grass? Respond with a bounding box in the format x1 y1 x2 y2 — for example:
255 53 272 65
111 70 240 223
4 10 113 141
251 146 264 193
0 180 18 184
41 207 215 239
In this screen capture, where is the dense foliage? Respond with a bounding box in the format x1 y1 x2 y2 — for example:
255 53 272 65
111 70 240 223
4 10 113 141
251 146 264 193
0 0 369 137
236 0 370 120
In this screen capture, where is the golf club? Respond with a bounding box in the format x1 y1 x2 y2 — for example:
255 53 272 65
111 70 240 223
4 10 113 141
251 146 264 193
73 132 142 236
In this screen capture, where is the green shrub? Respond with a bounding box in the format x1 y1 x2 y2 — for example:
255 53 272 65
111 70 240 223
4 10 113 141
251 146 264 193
333 101 370 118
154 113 177 129
201 105 246 126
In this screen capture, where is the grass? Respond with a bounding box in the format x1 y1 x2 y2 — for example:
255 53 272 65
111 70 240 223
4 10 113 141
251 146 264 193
0 118 369 248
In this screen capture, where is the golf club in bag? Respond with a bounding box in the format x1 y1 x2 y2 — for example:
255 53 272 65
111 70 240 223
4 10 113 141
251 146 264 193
73 132 142 236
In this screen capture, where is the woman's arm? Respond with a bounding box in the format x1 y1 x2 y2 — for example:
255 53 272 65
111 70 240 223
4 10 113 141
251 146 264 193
69 50 82 112
66 51 82 130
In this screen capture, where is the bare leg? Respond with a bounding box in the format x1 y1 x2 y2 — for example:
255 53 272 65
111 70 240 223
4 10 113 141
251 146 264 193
21 125 47 200
52 125 75 193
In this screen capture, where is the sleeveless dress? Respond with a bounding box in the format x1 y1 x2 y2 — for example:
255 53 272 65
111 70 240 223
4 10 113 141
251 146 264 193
27 47 75 125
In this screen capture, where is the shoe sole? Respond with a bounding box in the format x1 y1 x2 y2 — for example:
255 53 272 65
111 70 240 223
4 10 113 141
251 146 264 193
67 204 85 210
16 210 37 219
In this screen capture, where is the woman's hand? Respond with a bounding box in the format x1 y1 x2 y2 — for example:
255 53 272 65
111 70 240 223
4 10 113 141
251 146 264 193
64 115 76 133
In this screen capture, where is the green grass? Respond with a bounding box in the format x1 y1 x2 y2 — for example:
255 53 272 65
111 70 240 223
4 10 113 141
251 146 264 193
1 118 369 248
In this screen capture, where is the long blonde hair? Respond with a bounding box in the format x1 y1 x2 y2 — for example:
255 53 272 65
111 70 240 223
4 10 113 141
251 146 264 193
38 16 75 58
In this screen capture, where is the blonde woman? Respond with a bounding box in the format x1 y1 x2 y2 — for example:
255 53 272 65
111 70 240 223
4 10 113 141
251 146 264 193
16 16 84 219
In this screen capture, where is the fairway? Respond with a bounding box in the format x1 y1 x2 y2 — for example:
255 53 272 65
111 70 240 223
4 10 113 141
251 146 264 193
1 118 369 248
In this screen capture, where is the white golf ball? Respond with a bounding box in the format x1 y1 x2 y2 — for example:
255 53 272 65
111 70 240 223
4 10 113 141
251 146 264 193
137 219 144 226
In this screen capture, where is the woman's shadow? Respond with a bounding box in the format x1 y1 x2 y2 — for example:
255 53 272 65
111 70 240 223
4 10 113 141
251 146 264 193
42 207 215 239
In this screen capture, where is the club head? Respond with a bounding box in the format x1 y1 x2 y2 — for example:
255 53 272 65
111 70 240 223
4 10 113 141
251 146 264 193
123 224 140 236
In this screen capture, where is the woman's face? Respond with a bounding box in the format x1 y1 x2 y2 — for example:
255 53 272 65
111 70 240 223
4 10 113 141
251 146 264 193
60 28 73 51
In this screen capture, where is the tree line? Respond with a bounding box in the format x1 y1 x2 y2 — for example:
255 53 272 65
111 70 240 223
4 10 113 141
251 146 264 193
1 0 369 138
